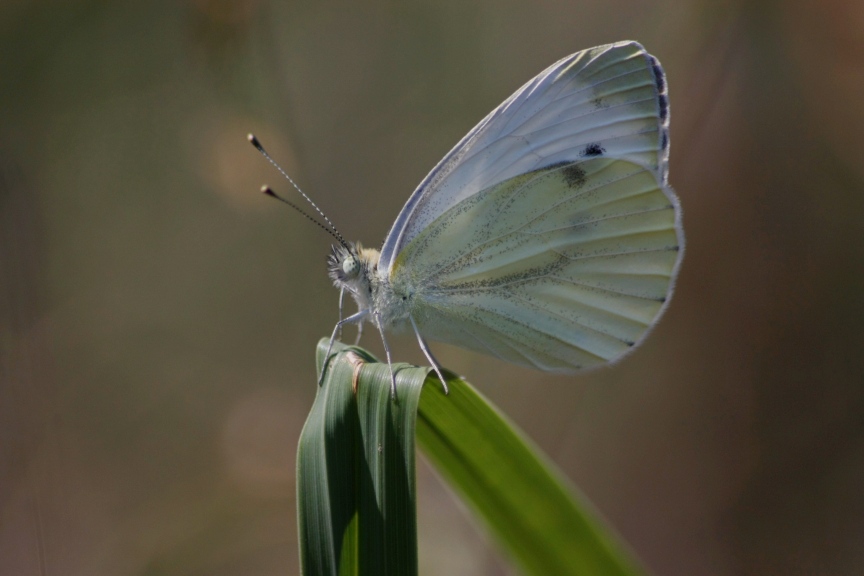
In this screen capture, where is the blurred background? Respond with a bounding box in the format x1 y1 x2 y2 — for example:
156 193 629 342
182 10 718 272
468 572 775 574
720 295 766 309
2 1 864 574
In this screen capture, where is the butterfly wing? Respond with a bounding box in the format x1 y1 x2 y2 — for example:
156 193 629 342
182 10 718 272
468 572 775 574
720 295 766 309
379 40 672 274
382 41 682 371
391 157 680 370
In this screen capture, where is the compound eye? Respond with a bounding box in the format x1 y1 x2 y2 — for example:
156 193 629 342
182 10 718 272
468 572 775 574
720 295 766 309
342 256 359 277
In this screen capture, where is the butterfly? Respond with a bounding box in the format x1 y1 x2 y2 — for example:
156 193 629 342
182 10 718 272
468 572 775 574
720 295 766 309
253 41 683 396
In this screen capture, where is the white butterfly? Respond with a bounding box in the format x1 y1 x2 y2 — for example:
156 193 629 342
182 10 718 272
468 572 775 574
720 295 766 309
255 41 683 395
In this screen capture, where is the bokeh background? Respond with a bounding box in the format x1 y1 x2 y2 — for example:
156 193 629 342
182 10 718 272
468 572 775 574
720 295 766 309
2 1 864 575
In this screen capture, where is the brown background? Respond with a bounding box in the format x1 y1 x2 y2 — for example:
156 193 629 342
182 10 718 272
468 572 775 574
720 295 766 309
2 1 863 575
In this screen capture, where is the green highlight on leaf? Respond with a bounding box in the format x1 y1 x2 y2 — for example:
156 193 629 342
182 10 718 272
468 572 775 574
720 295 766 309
297 339 647 576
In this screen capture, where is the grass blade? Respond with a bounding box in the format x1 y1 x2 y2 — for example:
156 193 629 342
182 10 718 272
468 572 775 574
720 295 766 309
298 339 646 576
296 340 428 575
417 375 647 576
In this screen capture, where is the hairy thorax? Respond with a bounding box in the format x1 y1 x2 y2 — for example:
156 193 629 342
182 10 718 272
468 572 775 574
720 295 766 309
328 242 414 333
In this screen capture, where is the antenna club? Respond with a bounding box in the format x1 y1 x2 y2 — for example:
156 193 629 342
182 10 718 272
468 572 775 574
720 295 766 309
262 186 277 197
250 133 346 246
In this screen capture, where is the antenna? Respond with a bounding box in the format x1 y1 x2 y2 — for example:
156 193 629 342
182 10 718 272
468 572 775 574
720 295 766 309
261 186 349 248
248 134 349 249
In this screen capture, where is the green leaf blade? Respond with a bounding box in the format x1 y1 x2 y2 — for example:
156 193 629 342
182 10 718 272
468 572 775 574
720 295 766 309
297 340 428 576
417 377 648 576
297 344 361 576
299 339 647 576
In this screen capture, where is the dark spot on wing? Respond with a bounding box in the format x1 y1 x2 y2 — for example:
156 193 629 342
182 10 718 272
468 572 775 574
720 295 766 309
649 56 666 93
591 96 609 110
658 94 669 122
580 143 605 157
661 130 668 151
562 164 586 188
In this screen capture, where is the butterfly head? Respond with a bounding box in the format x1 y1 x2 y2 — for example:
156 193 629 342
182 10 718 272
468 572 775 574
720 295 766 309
328 244 357 281
328 242 381 301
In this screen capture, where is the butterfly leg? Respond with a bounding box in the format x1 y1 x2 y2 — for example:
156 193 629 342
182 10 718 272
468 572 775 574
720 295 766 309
320 309 370 386
374 314 398 399
339 287 364 345
337 287 345 340
354 316 364 345
409 315 449 395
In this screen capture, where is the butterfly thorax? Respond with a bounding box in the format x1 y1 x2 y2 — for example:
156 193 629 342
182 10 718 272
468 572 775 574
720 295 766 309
327 242 413 331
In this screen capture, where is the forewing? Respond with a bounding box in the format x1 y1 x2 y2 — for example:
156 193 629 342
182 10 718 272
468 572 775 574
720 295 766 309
391 158 682 371
379 41 670 274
